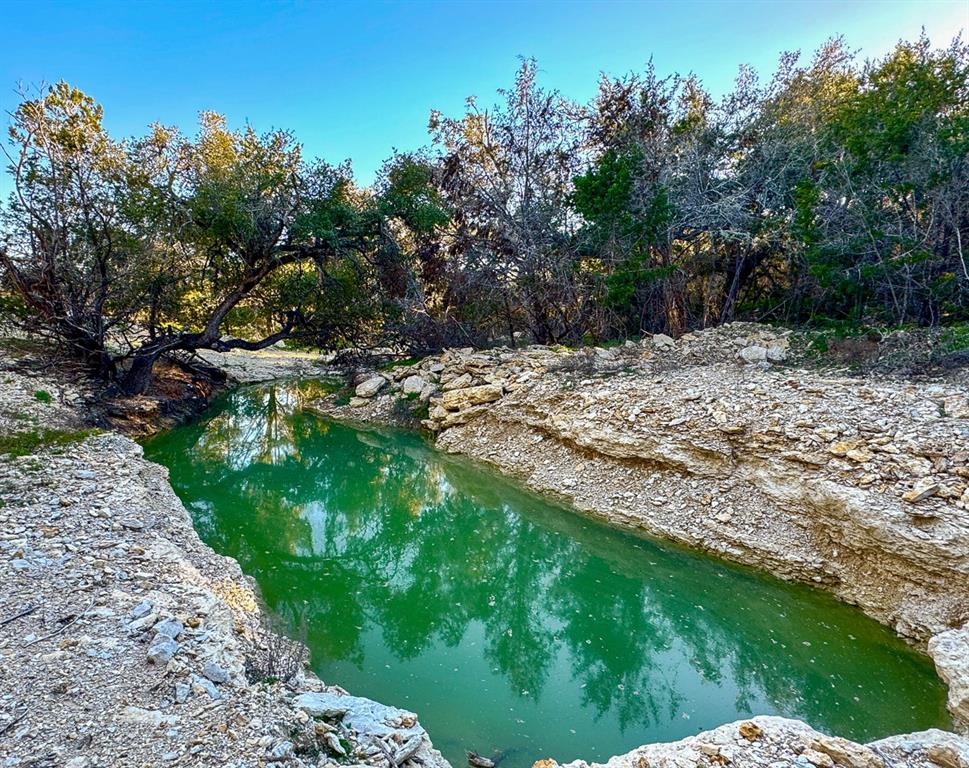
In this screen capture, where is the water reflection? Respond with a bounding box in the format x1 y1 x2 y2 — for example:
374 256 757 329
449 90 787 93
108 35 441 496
145 382 950 767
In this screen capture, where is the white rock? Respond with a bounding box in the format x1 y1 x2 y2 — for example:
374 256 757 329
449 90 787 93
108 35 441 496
766 345 788 363
739 345 768 363
928 624 969 728
118 707 179 727
355 375 387 398
402 375 426 395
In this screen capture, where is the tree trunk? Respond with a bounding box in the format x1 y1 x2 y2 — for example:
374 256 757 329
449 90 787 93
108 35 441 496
119 350 162 396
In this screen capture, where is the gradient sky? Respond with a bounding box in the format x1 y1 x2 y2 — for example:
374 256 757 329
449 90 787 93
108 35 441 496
2 0 967 189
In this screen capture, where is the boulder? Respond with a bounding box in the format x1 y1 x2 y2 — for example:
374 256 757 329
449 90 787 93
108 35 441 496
355 375 387 398
442 372 473 391
652 333 675 349
809 736 884 768
402 375 426 396
437 405 489 429
293 692 430 749
928 624 969 729
766 345 788 363
739 345 768 363
441 384 503 411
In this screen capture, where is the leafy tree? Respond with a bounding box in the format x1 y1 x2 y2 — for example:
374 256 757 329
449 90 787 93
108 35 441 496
1 86 376 393
0 83 149 377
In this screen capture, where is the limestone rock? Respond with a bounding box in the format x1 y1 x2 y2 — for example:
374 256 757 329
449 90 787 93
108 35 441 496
929 625 969 729
739 720 763 741
441 384 503 411
810 736 884 768
552 717 967 768
442 372 473 391
766 345 788 363
293 692 350 719
739 345 768 363
801 748 834 767
146 635 179 665
266 741 294 762
202 660 229 684
355 375 387 398
926 743 969 768
118 706 179 727
402 375 427 396
903 483 940 503
293 691 446 767
153 617 183 639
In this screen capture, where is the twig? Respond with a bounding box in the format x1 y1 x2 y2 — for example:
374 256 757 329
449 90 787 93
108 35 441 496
0 710 26 736
0 604 35 628
375 738 400 768
22 600 94 648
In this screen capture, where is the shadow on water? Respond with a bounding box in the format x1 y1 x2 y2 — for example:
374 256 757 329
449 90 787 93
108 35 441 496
144 381 951 767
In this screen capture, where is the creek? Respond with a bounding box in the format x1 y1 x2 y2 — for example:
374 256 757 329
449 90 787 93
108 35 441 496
144 381 950 767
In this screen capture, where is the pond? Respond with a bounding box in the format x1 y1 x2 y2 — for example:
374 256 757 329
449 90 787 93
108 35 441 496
144 381 951 767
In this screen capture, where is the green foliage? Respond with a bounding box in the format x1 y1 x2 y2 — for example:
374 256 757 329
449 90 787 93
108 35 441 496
574 148 675 329
33 390 52 403
0 428 98 457
2 35 967 375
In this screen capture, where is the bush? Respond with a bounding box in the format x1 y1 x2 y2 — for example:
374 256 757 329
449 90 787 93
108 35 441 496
244 618 309 685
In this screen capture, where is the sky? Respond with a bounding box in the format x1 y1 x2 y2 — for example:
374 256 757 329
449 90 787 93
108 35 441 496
1 0 967 189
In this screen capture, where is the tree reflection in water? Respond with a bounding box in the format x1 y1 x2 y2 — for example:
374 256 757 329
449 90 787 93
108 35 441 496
146 382 950 767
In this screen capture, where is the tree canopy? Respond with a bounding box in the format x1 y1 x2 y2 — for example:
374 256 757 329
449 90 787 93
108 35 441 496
2 35 967 392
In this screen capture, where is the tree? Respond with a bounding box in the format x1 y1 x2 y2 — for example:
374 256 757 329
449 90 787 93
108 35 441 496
429 59 587 344
0 83 148 378
1 85 374 394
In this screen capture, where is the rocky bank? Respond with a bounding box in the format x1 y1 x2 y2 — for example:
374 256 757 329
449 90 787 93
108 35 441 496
316 323 969 740
3 331 969 768
545 717 969 768
0 350 448 768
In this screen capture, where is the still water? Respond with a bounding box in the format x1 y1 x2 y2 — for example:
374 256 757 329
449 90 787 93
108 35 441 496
144 381 950 767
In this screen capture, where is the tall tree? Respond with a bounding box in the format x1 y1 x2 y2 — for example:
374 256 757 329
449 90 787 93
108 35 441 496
430 59 587 344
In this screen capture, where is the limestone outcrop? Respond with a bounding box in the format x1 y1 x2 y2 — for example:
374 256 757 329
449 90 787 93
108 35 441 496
541 716 969 768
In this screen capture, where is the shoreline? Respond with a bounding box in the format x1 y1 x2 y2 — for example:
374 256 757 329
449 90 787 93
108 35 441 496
0 347 449 768
2 335 968 767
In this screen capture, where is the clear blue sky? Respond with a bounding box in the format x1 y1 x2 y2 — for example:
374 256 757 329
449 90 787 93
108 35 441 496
2 0 966 188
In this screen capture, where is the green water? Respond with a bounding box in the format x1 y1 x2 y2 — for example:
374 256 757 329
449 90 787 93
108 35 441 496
144 381 951 767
